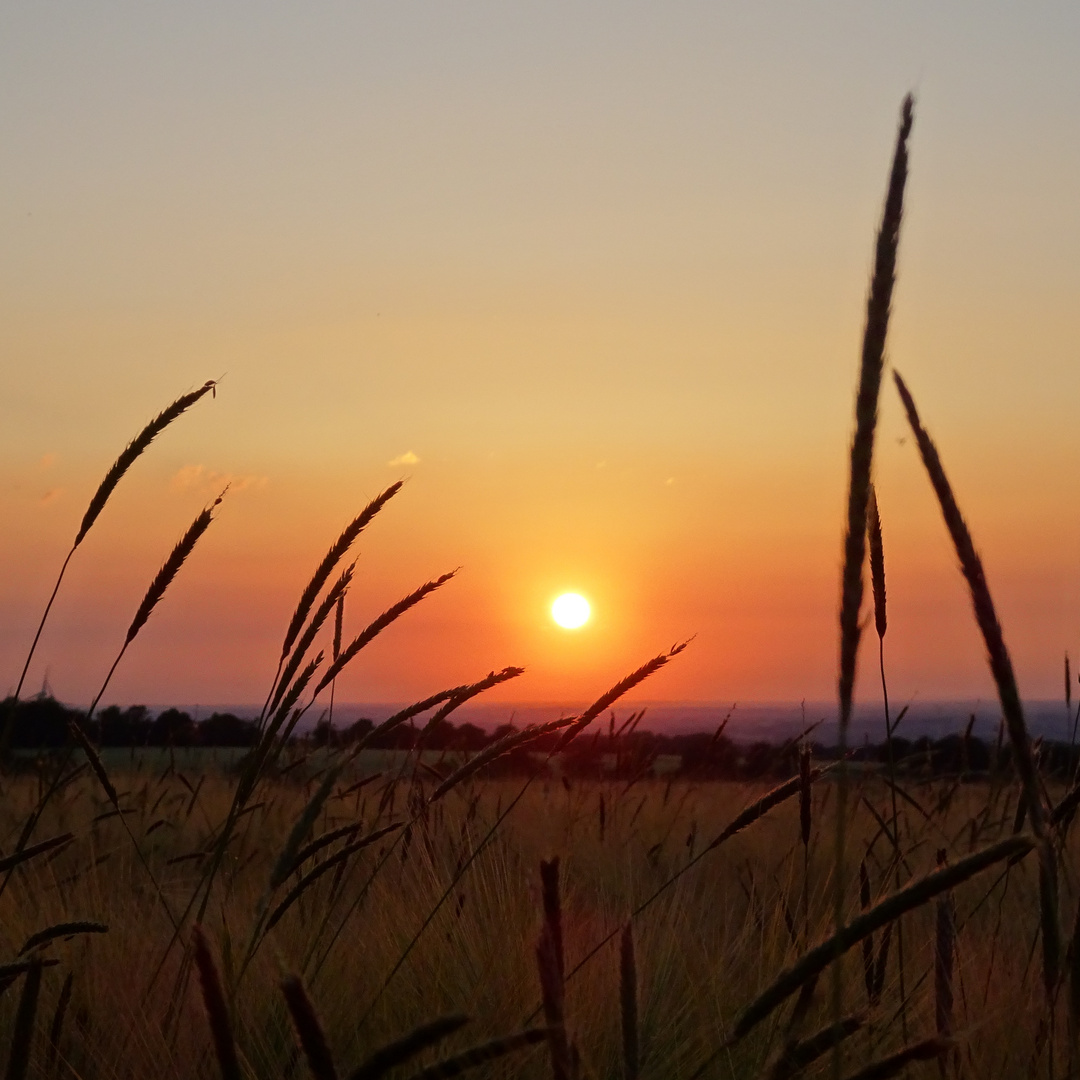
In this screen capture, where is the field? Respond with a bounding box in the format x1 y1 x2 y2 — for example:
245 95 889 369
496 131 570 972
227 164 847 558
0 752 1068 1079
3 97 1073 1079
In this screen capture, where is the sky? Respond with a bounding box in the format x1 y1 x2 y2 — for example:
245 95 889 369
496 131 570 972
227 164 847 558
2 3 1080 713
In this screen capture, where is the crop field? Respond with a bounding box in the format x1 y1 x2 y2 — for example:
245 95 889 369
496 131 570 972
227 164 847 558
0 755 1070 1080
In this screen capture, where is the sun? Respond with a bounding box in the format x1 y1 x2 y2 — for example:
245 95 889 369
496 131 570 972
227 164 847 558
551 592 591 629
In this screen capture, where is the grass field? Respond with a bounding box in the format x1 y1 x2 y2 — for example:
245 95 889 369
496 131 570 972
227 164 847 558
0 758 1066 1079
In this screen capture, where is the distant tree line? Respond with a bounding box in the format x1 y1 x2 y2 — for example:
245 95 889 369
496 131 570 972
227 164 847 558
313 710 1080 782
6 696 1079 783
1 695 257 749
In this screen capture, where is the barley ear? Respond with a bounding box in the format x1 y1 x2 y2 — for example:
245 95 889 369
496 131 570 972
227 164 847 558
76 380 218 549
281 975 338 1080
403 1028 547 1079
19 921 108 956
554 642 689 754
5 958 43 1080
840 1038 951 1080
125 490 225 647
838 93 912 744
766 1014 866 1080
269 565 354 716
348 1016 469 1080
893 369 1061 996
313 571 457 698
893 371 1042 830
867 484 887 640
538 858 571 1080
192 925 242 1080
11 378 216 707
835 94 913 1053
279 482 403 663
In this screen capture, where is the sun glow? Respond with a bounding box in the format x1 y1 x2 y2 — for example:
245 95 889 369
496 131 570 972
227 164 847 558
551 592 591 629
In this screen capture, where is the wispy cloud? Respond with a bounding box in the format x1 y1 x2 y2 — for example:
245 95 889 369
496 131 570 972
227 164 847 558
387 451 420 467
171 465 268 493
39 487 64 505
39 453 57 470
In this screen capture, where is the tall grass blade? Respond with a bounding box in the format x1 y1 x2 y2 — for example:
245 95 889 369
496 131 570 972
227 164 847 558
19 921 108 956
732 835 1031 1042
348 1016 469 1080
0 834 74 874
403 1029 547 1079
766 1014 866 1080
192 925 242 1080
279 482 403 664
281 974 338 1080
4 959 42 1080
840 1039 950 1080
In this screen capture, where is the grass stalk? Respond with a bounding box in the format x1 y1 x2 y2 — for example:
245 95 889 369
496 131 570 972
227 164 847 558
894 369 1061 1000
9 380 217 710
834 94 913 1074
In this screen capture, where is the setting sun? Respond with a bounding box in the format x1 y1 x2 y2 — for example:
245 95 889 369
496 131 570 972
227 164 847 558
551 592 591 629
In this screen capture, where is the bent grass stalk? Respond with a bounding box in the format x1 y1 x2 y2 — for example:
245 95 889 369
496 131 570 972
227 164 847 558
11 379 217 707
894 369 1061 1000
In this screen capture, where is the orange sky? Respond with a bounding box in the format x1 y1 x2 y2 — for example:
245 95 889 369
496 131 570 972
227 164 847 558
3 5 1080 711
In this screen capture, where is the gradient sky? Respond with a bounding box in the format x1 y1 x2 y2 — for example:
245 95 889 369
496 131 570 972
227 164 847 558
3 3 1080 712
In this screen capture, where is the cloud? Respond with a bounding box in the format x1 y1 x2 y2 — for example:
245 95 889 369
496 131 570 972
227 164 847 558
665 476 676 486
172 465 268 494
387 451 420 467
39 453 57 470
172 464 206 490
39 487 64 505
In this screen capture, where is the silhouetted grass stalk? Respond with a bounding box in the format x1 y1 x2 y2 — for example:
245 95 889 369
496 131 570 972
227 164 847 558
833 94 913 1075
894 369 1060 1004
10 380 217 709
867 484 908 1040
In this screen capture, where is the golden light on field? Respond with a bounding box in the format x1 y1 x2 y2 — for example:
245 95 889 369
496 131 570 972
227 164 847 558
551 592 591 629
